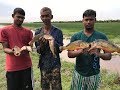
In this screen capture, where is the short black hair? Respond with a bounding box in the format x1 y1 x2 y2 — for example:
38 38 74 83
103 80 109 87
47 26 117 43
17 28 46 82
13 8 25 16
40 7 52 15
83 9 96 18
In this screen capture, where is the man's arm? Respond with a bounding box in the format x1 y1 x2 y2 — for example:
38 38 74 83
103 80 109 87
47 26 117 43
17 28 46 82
2 42 14 54
68 49 84 58
97 52 112 60
89 49 112 60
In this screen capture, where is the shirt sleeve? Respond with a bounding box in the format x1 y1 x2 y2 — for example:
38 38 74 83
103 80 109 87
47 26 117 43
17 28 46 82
29 30 33 41
101 33 108 41
34 29 41 48
70 34 76 43
34 29 41 54
54 30 63 46
0 28 8 42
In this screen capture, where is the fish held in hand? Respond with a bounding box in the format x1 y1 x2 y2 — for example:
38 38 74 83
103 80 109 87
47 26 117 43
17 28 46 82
60 40 90 51
13 46 21 56
43 34 57 58
89 39 120 53
13 46 33 56
21 46 32 52
29 32 44 46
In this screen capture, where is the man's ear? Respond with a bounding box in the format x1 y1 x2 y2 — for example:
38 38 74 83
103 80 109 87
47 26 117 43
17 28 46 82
82 19 83 22
51 15 53 19
95 18 96 21
12 14 14 18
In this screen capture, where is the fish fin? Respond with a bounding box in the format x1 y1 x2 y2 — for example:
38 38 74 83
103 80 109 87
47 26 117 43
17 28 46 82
53 54 57 58
59 46 66 51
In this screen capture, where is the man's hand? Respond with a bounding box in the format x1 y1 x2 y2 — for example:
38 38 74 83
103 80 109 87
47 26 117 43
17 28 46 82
39 37 48 43
88 48 100 56
12 46 21 56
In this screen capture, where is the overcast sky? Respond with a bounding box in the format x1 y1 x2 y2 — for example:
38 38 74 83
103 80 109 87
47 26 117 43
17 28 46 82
0 0 120 23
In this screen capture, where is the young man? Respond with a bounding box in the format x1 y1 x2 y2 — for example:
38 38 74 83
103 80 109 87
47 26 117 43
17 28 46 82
35 7 63 90
68 9 112 90
0 8 33 90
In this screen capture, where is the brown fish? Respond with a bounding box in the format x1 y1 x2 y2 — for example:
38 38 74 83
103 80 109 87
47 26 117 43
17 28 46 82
29 32 44 46
13 46 21 56
30 34 56 58
89 39 120 53
43 34 57 58
13 46 32 56
60 40 90 51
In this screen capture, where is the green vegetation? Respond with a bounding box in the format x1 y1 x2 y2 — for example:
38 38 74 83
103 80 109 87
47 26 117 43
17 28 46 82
0 22 120 90
22 22 120 43
1 22 120 41
0 50 120 90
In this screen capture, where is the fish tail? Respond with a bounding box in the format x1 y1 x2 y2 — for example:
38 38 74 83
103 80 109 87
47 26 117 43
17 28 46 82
118 49 120 53
53 54 57 58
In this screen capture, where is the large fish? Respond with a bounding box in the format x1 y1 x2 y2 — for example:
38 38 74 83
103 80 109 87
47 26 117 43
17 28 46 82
43 34 57 58
89 39 120 53
60 40 90 51
30 34 56 58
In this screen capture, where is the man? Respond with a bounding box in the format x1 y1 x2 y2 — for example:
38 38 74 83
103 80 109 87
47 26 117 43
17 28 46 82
35 7 63 90
68 9 112 90
0 8 33 90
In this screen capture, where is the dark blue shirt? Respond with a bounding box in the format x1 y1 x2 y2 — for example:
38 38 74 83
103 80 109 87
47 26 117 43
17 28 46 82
35 26 63 70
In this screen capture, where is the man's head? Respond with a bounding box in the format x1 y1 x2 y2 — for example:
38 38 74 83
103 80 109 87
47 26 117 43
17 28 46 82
40 7 53 25
83 9 96 18
82 9 96 31
12 8 25 27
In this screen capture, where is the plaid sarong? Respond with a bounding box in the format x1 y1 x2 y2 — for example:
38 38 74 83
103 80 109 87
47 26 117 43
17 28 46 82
70 70 100 90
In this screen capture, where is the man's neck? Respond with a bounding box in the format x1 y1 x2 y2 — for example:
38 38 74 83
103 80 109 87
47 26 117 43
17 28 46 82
43 25 52 34
13 23 22 28
84 29 94 36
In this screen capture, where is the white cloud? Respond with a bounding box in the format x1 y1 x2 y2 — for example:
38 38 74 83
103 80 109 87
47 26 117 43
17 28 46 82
0 0 120 22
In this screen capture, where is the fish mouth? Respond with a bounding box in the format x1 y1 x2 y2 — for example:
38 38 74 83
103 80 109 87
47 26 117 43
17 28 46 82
89 44 91 48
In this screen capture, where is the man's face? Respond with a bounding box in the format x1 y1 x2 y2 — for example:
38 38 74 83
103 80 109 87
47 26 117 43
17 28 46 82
12 13 25 26
40 11 53 25
82 16 96 30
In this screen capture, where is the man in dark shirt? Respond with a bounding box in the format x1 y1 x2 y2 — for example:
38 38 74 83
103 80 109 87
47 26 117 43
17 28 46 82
35 7 63 90
68 9 112 90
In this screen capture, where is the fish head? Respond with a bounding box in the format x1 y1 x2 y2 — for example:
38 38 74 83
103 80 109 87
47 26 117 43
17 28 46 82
43 34 54 40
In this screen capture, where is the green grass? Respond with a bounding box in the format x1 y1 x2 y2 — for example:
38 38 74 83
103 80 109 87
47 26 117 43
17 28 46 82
0 22 120 89
1 22 120 41
23 22 120 44
22 22 120 39
0 47 120 90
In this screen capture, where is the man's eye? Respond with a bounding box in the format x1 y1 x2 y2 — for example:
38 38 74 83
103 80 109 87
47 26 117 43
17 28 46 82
17 16 25 19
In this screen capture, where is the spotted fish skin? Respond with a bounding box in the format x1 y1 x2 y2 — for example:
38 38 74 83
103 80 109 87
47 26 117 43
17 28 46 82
60 40 90 51
29 33 57 58
89 39 120 53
